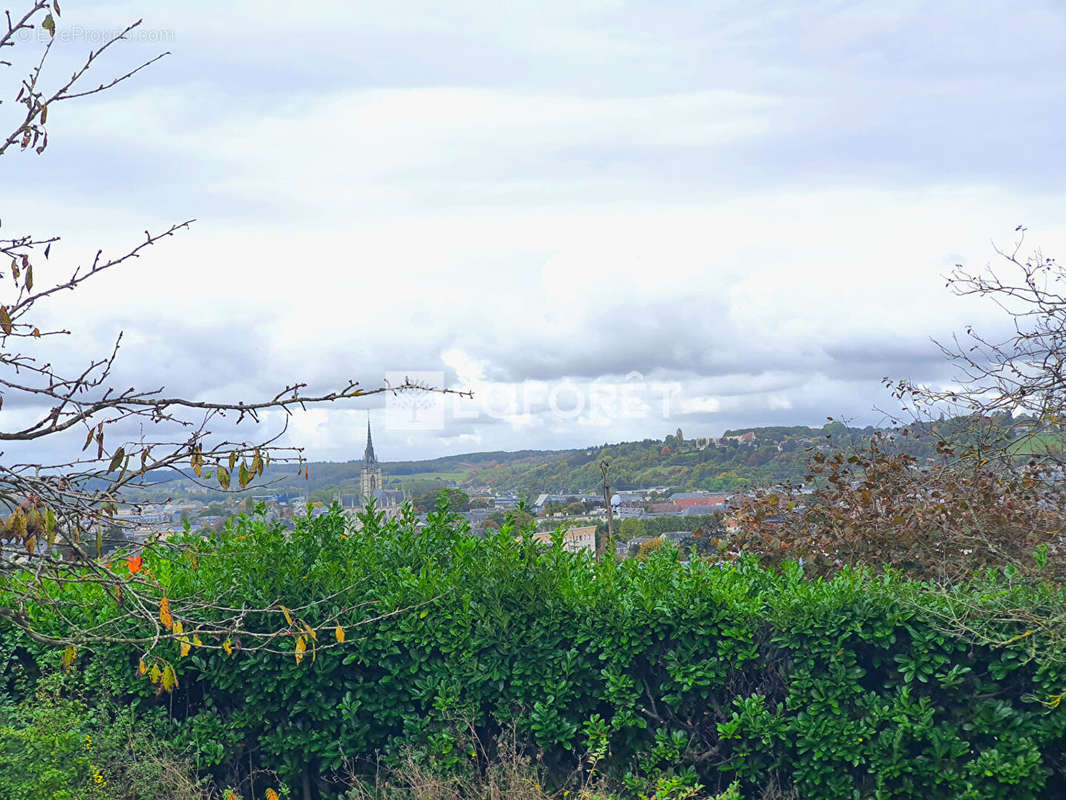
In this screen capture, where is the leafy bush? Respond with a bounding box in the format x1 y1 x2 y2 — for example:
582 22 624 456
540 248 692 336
3 505 1066 799
0 682 109 800
0 675 206 800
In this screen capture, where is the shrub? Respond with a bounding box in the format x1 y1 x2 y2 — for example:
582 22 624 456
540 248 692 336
3 507 1066 799
0 675 209 800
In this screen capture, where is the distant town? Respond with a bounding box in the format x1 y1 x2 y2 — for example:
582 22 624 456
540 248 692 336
110 413 1043 557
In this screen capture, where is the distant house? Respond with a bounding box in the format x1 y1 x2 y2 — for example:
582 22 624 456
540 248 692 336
534 493 596 512
727 432 756 444
533 493 554 510
611 491 645 507
648 501 680 515
494 495 521 511
533 525 596 554
463 508 494 526
669 492 731 511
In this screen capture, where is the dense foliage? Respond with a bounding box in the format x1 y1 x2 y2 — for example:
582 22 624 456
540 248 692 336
3 506 1065 799
728 416 1066 589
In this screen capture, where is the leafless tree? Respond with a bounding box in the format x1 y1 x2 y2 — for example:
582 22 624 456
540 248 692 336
888 227 1066 468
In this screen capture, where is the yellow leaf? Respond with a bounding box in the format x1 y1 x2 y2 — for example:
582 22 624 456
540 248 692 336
173 619 183 636
217 466 230 489
179 637 191 658
222 638 233 656
193 634 203 647
138 658 147 676
61 644 77 671
149 663 162 684
280 605 293 625
334 625 345 643
159 595 173 630
161 664 178 692
239 461 252 488
229 451 237 471
295 635 306 665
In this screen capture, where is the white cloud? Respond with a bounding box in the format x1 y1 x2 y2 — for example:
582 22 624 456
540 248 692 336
4 1 1066 464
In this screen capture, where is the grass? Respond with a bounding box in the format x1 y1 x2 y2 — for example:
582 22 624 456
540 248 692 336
1007 432 1066 455
390 471 470 486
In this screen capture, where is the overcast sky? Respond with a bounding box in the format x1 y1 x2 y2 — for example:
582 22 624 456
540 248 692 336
5 0 1066 463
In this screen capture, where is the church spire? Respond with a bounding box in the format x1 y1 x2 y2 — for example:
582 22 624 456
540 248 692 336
363 417 377 467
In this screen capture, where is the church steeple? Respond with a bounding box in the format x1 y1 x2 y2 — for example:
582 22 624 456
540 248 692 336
355 416 404 519
361 417 382 498
363 418 377 467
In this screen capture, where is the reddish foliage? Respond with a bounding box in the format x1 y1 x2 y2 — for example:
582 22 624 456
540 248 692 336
728 431 1066 582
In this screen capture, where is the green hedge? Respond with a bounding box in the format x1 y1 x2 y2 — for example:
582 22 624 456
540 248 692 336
3 506 1065 799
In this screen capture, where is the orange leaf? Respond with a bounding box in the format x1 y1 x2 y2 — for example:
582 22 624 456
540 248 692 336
295 635 306 665
126 554 142 574
266 790 280 800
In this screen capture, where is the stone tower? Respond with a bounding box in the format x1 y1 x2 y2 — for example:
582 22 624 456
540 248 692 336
360 418 383 499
